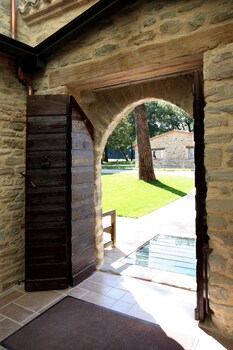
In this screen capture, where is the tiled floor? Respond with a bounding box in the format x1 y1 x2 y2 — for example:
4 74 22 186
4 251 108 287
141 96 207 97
0 271 232 350
1 183 233 349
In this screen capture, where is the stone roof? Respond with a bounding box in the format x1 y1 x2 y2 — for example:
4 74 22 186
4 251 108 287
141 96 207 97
149 129 193 142
134 130 193 147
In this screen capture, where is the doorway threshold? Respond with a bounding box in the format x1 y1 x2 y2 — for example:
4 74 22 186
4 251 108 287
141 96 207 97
100 241 196 291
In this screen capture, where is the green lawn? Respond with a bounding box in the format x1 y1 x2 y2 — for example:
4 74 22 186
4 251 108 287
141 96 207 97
101 173 194 218
102 160 135 171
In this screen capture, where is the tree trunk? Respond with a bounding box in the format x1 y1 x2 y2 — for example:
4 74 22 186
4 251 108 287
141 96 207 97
133 104 156 181
103 146 109 162
119 148 129 161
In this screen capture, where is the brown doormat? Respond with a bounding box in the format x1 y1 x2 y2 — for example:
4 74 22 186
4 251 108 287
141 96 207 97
1 296 195 350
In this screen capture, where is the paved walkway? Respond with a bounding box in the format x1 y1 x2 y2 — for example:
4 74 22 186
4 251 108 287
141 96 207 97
101 170 196 290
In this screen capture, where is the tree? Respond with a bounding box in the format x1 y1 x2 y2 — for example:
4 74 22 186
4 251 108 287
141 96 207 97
107 115 134 161
105 100 193 163
133 104 156 181
145 101 193 137
102 146 109 163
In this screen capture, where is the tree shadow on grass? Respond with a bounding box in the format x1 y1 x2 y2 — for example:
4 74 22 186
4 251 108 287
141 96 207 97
144 179 188 197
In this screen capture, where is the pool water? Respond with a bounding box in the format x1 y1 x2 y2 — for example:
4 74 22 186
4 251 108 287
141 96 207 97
124 235 196 276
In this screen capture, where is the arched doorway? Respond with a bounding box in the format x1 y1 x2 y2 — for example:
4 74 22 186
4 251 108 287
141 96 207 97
100 99 196 291
80 71 209 322
25 70 209 322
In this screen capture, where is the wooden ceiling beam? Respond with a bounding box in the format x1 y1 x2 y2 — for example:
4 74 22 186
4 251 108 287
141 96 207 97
66 54 203 91
49 22 233 91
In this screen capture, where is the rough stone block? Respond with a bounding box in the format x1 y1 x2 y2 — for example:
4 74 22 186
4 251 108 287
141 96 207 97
210 8 233 24
205 104 233 114
5 157 23 166
209 285 229 303
205 133 233 145
127 30 156 46
206 198 233 213
160 10 176 20
143 17 156 27
205 115 228 128
226 157 233 167
210 272 233 287
209 253 227 273
205 148 222 167
205 82 233 102
215 231 233 247
219 185 232 196
204 43 233 80
208 214 226 229
211 304 233 336
94 43 118 56
160 20 182 34
187 12 205 31
178 1 204 12
206 169 233 181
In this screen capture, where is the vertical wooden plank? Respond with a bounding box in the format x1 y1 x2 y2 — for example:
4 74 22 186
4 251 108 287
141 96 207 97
70 97 96 286
25 95 70 291
25 94 96 291
193 71 210 322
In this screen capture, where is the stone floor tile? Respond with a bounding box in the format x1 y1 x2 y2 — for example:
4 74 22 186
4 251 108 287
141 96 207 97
78 280 112 294
0 290 25 308
194 333 231 350
0 318 21 341
165 328 199 350
0 302 35 324
14 290 63 312
126 304 158 324
119 291 137 305
110 300 133 314
89 271 124 287
68 286 88 299
114 281 129 291
80 290 116 308
0 314 5 322
21 312 40 325
38 295 65 313
104 287 127 300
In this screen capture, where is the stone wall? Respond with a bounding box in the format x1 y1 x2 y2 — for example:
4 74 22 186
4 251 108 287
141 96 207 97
16 0 233 49
1 2 11 38
17 0 99 46
0 54 26 292
204 42 233 336
135 130 194 169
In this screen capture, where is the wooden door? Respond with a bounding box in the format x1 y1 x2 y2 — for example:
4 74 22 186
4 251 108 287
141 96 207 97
193 71 212 321
69 97 96 285
25 95 95 291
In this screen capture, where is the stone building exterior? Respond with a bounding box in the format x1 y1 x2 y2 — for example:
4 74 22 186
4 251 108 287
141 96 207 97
0 0 233 338
135 130 195 168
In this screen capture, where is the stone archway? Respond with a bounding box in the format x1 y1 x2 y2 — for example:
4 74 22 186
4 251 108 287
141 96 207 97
99 97 196 284
68 73 195 265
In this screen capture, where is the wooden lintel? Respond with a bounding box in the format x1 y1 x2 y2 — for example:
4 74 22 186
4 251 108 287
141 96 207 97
49 22 233 91
67 54 203 91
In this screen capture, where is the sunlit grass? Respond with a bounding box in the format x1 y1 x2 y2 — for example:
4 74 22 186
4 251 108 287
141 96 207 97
101 173 194 218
